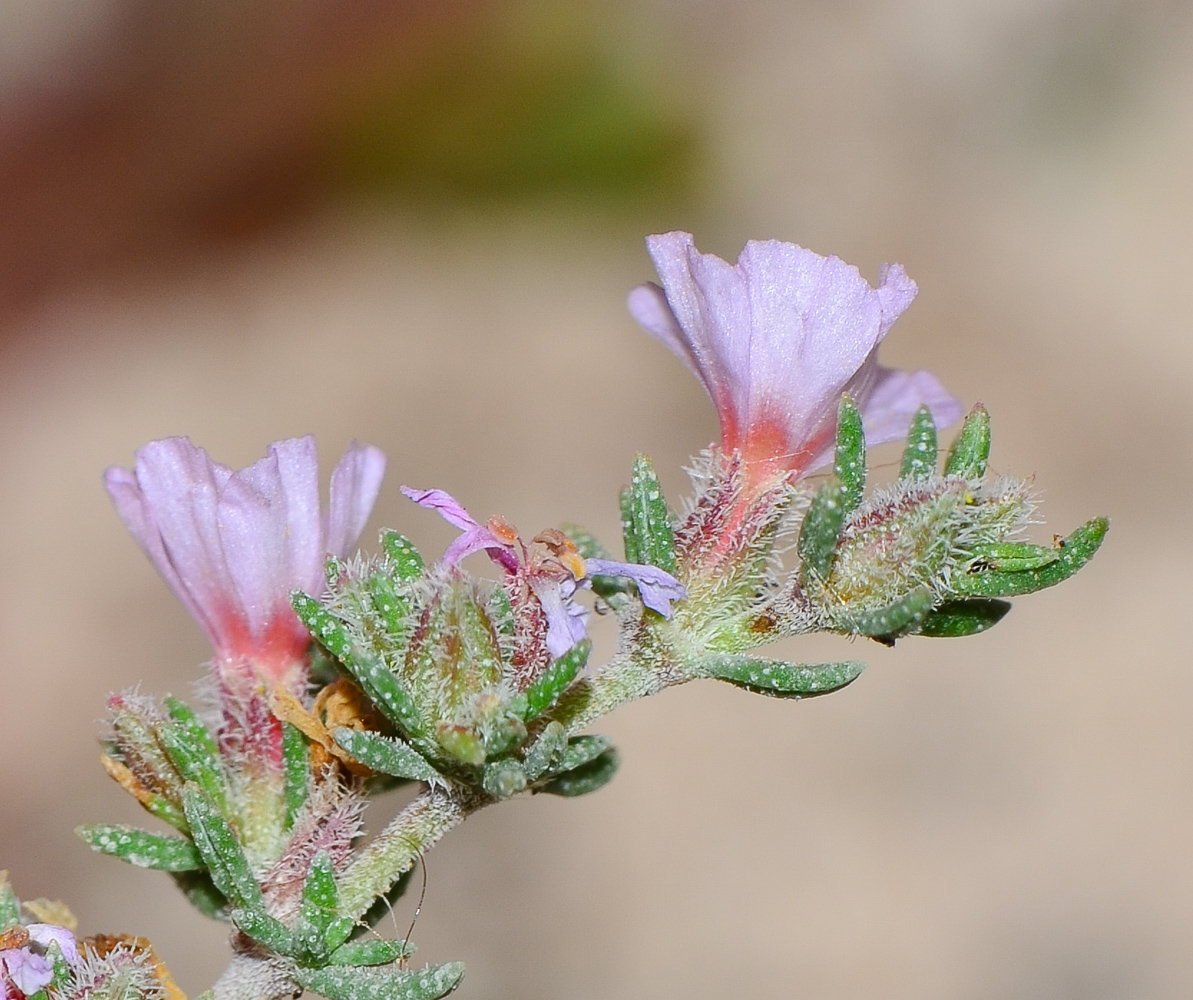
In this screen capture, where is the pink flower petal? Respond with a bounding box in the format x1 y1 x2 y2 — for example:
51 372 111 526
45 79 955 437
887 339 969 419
327 444 387 559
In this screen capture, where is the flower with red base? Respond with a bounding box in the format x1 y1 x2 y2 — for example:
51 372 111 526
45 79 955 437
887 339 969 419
628 231 963 489
105 436 385 690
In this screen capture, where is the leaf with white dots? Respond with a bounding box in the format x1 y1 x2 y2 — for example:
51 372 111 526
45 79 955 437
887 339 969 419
540 747 619 797
181 785 263 913
76 823 204 871
382 531 425 580
844 586 934 640
231 907 297 958
622 454 676 574
834 394 866 513
697 655 865 698
899 406 937 481
953 517 1108 598
295 961 465 1000
798 478 846 583
523 640 590 721
333 728 441 782
943 404 991 479
328 939 415 967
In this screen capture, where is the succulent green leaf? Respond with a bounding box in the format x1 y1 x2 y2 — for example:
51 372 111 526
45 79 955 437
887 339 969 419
294 592 355 660
847 586 934 639
487 585 516 640
333 728 441 782
143 795 190 833
834 394 866 512
899 406 938 481
522 721 567 781
953 517 1108 598
482 759 528 800
554 734 612 774
156 698 227 812
295 962 465 1000
383 531 425 579
697 655 866 698
523 640 591 721
541 748 619 797
328 939 415 967
294 852 340 960
798 478 847 582
77 824 204 871
231 908 297 957
623 455 676 573
968 542 1061 573
170 870 230 921
181 785 263 912
917 599 1011 637
943 404 991 479
0 873 20 929
325 916 357 953
618 487 641 565
282 722 309 830
368 572 410 642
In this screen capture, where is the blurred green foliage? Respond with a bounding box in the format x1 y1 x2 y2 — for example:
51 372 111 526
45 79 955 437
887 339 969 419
325 1 698 208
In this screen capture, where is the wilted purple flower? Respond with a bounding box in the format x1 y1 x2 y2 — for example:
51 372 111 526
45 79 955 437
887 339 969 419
106 437 385 685
628 231 963 487
401 487 686 657
0 923 79 1000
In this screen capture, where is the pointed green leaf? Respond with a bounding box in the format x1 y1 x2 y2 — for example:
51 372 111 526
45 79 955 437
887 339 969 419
846 586 934 639
0 873 20 930
333 728 441 782
541 748 619 798
346 652 424 738
798 478 846 583
834 394 866 512
619 487 641 565
916 599 1011 637
231 908 297 957
170 870 229 921
522 721 567 781
296 962 465 1000
482 759 527 800
523 640 591 721
181 785 263 912
383 532 425 580
900 406 938 481
624 455 676 573
77 824 204 871
549 735 612 776
293 596 424 736
294 592 356 660
160 697 227 810
329 939 415 967
953 517 1108 598
368 572 410 642
698 655 865 698
325 916 357 953
944 404 991 479
282 722 309 830
968 542 1061 573
294 851 340 960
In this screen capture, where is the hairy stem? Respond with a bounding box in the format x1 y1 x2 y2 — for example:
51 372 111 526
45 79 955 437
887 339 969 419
549 646 688 732
338 785 484 920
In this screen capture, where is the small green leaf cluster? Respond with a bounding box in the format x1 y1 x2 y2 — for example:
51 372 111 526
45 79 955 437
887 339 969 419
291 534 618 803
799 400 1108 643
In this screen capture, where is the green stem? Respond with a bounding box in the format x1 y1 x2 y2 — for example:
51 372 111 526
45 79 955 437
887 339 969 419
549 647 688 732
338 785 484 920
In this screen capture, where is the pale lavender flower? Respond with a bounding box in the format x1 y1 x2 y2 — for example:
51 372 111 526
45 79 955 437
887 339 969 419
401 487 686 657
26 925 79 967
106 436 385 684
1 948 52 996
628 231 963 487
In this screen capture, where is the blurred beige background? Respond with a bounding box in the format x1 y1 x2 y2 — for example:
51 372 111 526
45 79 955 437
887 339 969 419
1 1 1189 998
